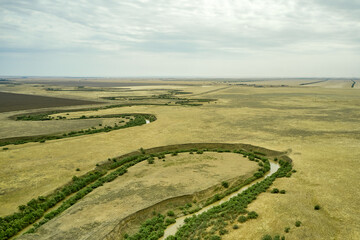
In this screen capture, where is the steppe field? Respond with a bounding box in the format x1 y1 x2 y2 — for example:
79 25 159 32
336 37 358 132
0 77 359 240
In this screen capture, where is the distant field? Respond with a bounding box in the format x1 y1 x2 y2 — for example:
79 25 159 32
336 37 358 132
0 91 100 113
11 78 197 87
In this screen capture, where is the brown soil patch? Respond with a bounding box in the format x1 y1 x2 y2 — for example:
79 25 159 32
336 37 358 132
0 91 100 113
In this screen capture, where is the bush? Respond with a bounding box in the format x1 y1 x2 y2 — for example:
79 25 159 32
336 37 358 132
233 224 239 229
210 235 221 240
221 181 229 188
167 211 175 217
76 168 80 171
271 188 279 194
147 158 154 164
262 235 272 240
284 227 290 233
279 190 286 194
165 218 176 226
274 235 281 240
314 205 320 210
247 211 258 219
295 220 301 227
165 236 176 240
219 229 228 235
238 215 247 223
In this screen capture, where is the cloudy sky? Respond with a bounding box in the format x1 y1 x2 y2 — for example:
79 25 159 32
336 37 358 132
0 0 359 77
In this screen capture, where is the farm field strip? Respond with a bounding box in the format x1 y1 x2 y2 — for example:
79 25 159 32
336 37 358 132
0 91 100 113
299 79 329 86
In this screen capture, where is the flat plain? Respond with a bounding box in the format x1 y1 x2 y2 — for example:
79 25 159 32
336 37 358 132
0 78 359 240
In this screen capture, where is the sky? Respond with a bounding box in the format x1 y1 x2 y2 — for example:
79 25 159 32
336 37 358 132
0 0 359 77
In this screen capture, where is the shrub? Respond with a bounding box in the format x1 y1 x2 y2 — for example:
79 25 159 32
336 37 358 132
76 168 80 171
221 181 229 188
271 188 279 194
219 229 228 235
165 236 176 240
314 205 320 210
167 211 175 217
210 236 221 240
295 220 301 227
2 147 9 150
171 152 178 156
18 205 26 211
274 235 281 240
147 158 154 164
165 218 176 226
262 235 272 240
238 215 247 223
196 150 203 154
284 227 290 233
233 224 239 229
247 211 258 219
279 190 286 194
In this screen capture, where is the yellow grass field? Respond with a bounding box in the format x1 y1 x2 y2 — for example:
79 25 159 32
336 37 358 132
18 152 258 240
1 78 360 239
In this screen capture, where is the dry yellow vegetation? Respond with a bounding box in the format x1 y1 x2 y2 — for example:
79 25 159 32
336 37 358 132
0 78 359 239
18 152 258 240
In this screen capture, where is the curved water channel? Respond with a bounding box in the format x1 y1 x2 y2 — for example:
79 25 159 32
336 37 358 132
161 161 280 239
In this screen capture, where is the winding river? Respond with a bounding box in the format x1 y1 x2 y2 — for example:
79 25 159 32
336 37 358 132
161 161 280 239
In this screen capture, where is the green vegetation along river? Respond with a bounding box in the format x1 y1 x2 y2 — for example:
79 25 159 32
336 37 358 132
161 161 280 239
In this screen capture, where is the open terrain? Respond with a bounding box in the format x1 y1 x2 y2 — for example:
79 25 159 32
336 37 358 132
0 91 100 113
18 151 259 240
0 78 359 240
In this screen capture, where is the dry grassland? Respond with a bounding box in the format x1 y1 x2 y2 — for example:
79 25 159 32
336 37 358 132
18 152 258 240
0 79 360 239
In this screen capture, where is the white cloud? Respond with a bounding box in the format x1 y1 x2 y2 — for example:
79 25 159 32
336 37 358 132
0 0 359 77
